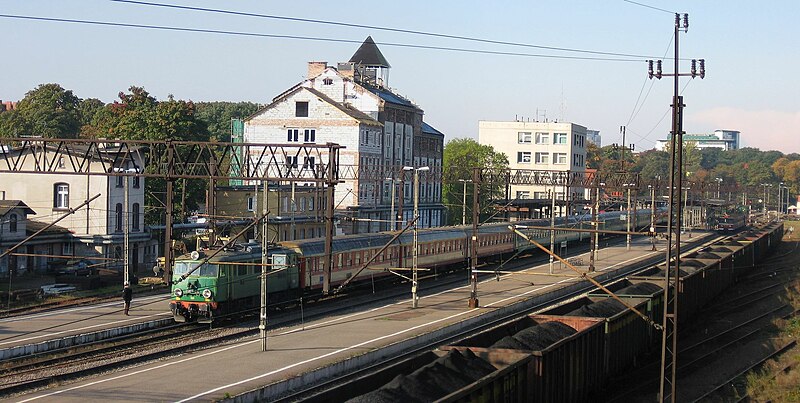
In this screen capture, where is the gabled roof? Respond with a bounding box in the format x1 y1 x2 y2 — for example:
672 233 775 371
0 200 35 216
349 36 391 68
304 87 382 127
246 86 381 127
421 122 444 137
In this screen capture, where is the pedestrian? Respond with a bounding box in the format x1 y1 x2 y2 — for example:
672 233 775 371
123 282 132 316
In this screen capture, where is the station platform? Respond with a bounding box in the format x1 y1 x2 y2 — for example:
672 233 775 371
9 233 718 403
0 294 172 360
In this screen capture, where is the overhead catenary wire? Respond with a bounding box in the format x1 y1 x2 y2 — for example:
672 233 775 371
0 14 646 63
110 0 673 60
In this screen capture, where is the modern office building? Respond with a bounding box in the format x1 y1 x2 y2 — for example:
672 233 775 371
655 129 740 151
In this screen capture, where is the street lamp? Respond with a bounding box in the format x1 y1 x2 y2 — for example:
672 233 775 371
623 183 636 250
458 179 472 225
761 183 773 216
404 166 429 309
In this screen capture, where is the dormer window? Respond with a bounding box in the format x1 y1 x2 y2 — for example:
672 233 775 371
323 78 333 85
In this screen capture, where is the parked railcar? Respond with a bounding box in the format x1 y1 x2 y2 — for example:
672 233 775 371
297 221 783 402
716 214 746 232
170 209 664 322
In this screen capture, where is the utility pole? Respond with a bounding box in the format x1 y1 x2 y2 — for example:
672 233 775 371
650 184 657 251
260 180 269 352
410 166 429 308
468 167 480 308
589 180 601 272
549 184 556 274
648 12 705 403
626 185 632 250
123 173 130 285
459 179 471 225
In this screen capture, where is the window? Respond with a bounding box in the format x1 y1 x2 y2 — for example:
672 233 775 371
115 203 123 232
287 129 299 142
535 152 549 164
517 152 531 163
247 196 255 212
133 176 140 189
518 132 531 143
303 156 315 169
554 133 568 144
286 156 298 169
63 242 73 255
303 129 316 143
553 152 568 164
323 78 333 85
9 213 17 232
308 196 314 211
54 183 69 209
295 101 309 117
132 203 140 231
516 191 530 200
535 132 549 144
115 176 124 188
534 192 548 199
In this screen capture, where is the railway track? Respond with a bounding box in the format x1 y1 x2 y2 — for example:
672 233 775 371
0 237 618 399
274 235 723 402
607 236 800 402
0 234 719 400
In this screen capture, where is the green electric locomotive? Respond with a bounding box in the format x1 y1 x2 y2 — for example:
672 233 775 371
170 244 299 323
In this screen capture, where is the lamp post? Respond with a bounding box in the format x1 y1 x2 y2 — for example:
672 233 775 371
405 166 429 309
458 179 472 225
761 183 772 216
625 183 634 250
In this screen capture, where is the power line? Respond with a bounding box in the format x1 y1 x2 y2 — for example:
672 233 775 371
622 0 676 14
0 14 643 62
111 0 667 60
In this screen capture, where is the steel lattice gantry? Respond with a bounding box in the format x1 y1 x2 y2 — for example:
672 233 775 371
0 137 343 293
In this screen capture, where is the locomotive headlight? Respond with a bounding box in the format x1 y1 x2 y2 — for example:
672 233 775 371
174 288 183 297
202 289 212 299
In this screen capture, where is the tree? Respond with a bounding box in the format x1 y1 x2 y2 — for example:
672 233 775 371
443 138 509 225
14 83 82 138
0 110 30 138
195 102 260 142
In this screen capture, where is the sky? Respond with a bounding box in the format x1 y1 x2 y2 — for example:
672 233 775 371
1 0 798 153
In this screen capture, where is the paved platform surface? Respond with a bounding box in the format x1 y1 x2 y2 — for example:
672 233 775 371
0 294 171 352
8 234 717 403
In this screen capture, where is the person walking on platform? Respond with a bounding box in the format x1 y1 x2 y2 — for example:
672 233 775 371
122 282 132 316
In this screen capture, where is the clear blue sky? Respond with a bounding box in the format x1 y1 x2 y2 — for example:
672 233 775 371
1 0 798 153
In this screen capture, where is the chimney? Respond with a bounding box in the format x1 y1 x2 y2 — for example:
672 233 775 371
337 62 355 79
307 61 327 79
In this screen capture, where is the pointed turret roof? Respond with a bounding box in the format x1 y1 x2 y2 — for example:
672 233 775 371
349 36 391 68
